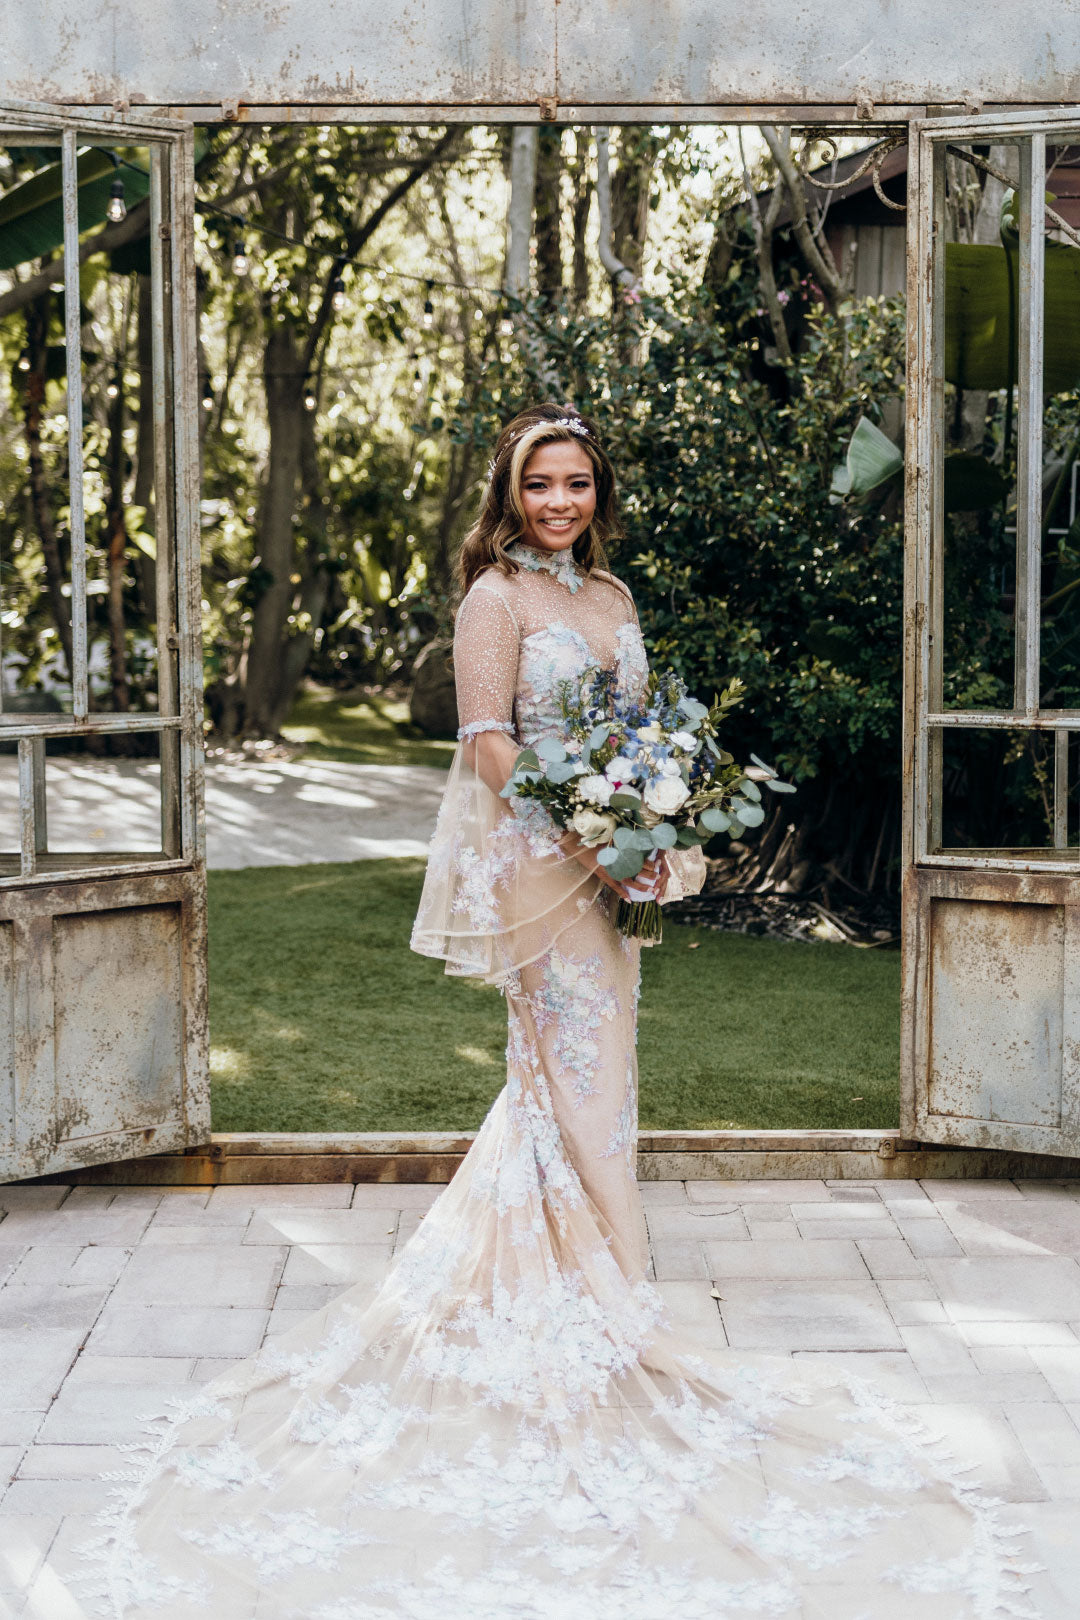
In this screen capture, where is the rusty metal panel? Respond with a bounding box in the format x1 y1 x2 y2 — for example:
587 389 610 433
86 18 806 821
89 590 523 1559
52 905 184 1140
0 872 208 1180
909 870 1080 1153
2 0 1080 111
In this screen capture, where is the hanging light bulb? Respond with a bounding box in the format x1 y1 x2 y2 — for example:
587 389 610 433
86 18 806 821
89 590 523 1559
16 350 30 372
413 367 423 396
106 373 120 400
303 378 317 412
330 256 347 314
232 240 250 276
107 175 127 224
201 380 214 411
423 282 434 329
499 315 514 338
473 307 483 323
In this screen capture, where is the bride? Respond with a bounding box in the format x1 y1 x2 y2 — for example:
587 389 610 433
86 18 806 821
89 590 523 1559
82 404 1037 1619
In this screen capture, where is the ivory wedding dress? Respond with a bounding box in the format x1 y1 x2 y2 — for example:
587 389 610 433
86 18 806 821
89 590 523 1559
80 546 1038 1619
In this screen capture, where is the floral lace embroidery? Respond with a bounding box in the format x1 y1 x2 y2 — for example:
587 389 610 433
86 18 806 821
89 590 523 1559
602 1049 638 1169
182 1510 373 1580
529 949 619 1103
614 617 649 700
508 539 586 593
458 717 516 741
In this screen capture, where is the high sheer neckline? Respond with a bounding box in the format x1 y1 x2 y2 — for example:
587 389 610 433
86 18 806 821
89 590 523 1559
508 539 586 593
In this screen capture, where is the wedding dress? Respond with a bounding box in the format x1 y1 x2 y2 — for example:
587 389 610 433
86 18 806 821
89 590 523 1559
79 545 1039 1619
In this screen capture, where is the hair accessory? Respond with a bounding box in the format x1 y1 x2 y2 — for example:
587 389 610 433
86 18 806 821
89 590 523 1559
554 416 590 438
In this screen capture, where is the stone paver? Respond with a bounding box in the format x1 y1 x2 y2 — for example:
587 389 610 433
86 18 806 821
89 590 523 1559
0 1176 1078 1612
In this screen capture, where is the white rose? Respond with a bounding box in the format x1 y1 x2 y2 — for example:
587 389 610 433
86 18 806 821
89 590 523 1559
643 776 690 816
604 757 633 786
571 806 618 847
671 730 698 750
659 758 682 778
577 773 613 806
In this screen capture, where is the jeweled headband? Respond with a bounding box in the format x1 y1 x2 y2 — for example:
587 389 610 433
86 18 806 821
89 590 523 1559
487 415 592 478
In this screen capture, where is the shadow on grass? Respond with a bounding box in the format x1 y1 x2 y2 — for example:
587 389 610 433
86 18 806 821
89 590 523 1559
209 858 901 1135
281 686 456 771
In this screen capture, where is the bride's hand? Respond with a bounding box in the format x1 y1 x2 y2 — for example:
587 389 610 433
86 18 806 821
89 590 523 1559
560 835 669 904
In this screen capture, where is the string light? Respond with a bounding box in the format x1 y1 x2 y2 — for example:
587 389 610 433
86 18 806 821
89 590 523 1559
232 240 250 277
330 256 347 314
106 175 127 224
106 373 121 399
303 377 318 411
423 282 434 329
16 350 30 372
499 316 514 337
201 380 214 411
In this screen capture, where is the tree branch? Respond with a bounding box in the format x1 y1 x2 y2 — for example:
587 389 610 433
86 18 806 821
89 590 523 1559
302 128 459 374
760 125 844 311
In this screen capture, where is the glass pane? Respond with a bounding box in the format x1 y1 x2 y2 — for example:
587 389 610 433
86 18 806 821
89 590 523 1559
934 723 1079 855
938 141 1021 712
0 138 78 718
1040 140 1080 709
0 138 175 723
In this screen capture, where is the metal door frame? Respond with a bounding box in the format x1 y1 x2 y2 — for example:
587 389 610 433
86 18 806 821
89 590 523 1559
902 107 1080 1150
0 101 208 1180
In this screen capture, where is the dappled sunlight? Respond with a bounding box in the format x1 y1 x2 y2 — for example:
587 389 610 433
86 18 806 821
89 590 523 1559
454 1045 499 1067
209 1044 252 1083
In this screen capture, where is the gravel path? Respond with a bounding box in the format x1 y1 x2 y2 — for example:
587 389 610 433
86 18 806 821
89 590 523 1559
0 756 448 869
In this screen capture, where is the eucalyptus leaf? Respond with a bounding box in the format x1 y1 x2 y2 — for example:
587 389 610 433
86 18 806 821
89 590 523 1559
613 825 638 850
630 828 657 851
605 848 645 881
588 724 611 750
650 821 678 849
609 789 642 809
765 779 797 794
677 824 707 846
535 737 567 763
699 805 731 833
514 748 540 770
735 777 762 802
545 760 579 784
736 801 765 827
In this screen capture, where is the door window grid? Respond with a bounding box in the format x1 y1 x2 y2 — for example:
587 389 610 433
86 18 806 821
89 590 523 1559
917 114 1080 869
0 106 201 883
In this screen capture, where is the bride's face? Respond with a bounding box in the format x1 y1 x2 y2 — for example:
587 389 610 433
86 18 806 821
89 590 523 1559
518 440 597 552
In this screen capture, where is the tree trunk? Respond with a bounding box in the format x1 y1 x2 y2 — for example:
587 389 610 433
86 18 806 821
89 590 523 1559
569 143 592 312
269 402 333 732
131 274 157 622
104 381 130 711
609 128 657 282
534 127 563 300
505 126 538 303
243 321 306 735
23 294 74 682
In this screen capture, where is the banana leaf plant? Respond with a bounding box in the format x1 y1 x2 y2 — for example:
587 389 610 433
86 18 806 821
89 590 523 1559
0 148 151 272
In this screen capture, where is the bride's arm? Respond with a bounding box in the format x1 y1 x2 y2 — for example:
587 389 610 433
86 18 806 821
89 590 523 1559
453 584 521 795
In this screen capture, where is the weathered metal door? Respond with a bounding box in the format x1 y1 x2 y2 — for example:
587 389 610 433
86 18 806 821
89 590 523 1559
904 109 1080 1155
0 103 208 1180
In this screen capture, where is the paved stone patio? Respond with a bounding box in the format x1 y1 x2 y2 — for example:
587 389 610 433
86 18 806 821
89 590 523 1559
1 1175 1079 1615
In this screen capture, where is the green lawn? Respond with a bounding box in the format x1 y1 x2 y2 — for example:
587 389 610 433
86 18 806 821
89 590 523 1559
281 685 456 770
208 859 901 1134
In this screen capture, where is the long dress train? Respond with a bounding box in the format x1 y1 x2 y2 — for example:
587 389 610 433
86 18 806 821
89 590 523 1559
78 550 1039 1619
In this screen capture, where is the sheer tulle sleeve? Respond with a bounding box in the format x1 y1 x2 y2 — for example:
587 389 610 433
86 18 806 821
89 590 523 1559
410 579 601 984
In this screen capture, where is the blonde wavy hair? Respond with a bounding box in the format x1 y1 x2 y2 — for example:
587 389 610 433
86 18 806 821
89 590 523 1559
456 403 623 595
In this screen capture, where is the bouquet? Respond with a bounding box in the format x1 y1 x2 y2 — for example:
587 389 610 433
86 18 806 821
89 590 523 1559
500 666 794 941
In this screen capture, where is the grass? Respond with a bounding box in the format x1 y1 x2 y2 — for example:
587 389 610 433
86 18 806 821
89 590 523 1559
208 858 901 1134
281 685 456 770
